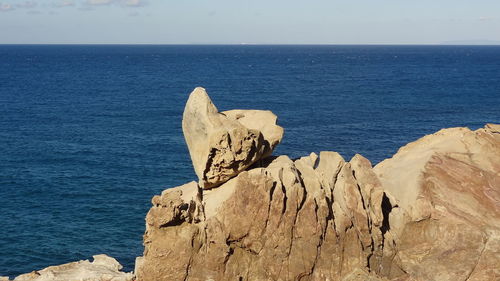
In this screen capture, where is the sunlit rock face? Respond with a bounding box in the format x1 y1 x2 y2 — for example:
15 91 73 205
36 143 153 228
182 87 283 189
6 83 499 281
4 255 134 281
137 152 393 281
137 121 500 281
374 123 500 280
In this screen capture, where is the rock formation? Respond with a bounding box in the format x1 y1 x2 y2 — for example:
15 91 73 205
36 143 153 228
7 88 498 281
136 87 500 281
182 87 284 189
137 152 394 280
374 124 500 280
1 255 134 281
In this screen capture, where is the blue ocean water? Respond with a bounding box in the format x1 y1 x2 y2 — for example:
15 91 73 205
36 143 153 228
0 45 499 277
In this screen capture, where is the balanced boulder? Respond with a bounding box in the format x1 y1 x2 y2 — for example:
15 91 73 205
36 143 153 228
182 87 283 189
138 123 500 281
223 109 284 158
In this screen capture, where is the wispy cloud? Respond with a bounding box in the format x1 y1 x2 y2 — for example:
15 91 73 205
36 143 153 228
1 1 39 12
122 0 145 7
16 1 37 9
84 0 146 7
0 0 147 13
479 16 494 22
53 0 75 8
0 2 14 11
85 0 114 5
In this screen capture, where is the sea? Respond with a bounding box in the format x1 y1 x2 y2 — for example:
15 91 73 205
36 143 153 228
0 45 499 277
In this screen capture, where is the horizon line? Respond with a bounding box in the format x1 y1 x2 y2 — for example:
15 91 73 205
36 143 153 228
1 43 500 46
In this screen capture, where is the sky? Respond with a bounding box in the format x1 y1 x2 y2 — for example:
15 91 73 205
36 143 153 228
0 0 499 44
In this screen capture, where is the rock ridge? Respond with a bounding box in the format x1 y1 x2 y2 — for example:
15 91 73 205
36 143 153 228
6 86 499 281
137 114 500 280
136 89 499 280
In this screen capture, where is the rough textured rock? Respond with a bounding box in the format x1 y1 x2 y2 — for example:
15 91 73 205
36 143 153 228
137 123 500 281
182 87 283 189
137 151 394 281
222 109 284 157
374 124 500 281
7 255 134 281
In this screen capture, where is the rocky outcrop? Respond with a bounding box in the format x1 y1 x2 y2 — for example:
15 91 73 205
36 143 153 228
137 152 395 281
8 89 498 280
2 255 134 281
137 119 500 280
182 87 284 189
374 124 500 281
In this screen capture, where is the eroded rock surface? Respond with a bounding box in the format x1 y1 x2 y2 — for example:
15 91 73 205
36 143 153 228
222 109 284 158
374 124 500 281
182 87 283 189
5 255 134 281
137 124 500 281
137 151 396 281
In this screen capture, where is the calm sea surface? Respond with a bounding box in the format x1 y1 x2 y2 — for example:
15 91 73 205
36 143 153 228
1 45 499 276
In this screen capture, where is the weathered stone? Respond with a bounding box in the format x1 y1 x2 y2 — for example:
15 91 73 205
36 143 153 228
138 122 500 281
374 124 500 281
182 87 283 189
223 109 284 158
137 151 391 281
10 255 133 281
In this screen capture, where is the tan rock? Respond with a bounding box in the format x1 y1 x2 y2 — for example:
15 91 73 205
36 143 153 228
341 268 387 281
11 255 134 281
136 181 204 281
137 151 391 281
223 109 284 158
374 124 500 281
138 120 500 281
182 87 283 189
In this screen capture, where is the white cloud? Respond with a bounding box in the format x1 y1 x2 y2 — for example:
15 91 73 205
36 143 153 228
0 0 146 13
53 0 75 8
83 0 146 7
122 0 144 7
479 16 493 22
16 1 37 9
85 0 114 5
0 3 13 11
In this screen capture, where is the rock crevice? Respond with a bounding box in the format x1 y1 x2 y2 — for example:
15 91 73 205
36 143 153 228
137 150 404 280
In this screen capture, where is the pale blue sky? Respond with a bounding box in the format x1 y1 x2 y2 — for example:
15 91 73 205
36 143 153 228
0 0 499 44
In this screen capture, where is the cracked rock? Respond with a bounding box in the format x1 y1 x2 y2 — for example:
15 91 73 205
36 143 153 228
137 152 393 281
137 123 500 281
182 87 283 189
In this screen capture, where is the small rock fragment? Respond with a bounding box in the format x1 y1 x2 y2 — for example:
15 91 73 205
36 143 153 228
11 255 134 281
